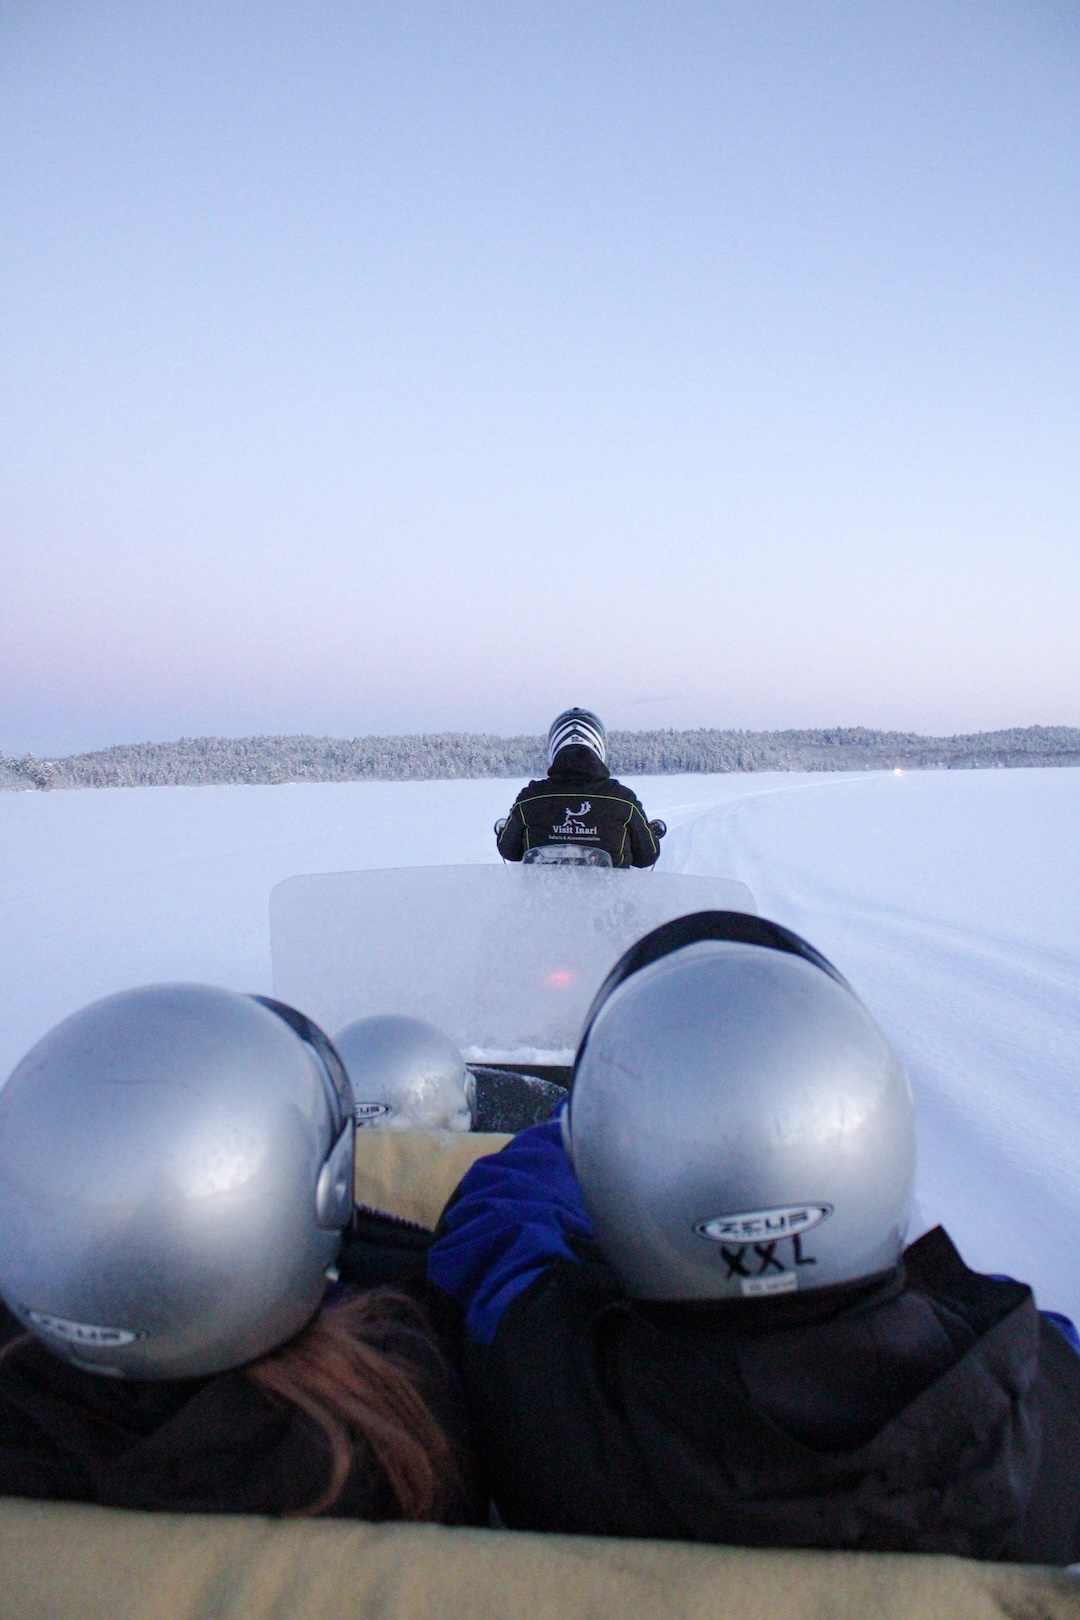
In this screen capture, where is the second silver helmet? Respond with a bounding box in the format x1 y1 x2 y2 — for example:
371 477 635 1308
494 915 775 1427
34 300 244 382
0 985 354 1379
334 1015 472 1131
564 913 915 1302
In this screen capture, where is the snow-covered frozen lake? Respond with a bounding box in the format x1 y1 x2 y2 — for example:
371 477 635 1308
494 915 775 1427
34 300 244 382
1 768 1078 1323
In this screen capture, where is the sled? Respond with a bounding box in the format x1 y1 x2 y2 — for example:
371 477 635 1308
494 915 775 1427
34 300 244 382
1 1494 1075 1620
6 1140 1075 1620
3 1135 1076 1618
3 1123 1076 1620
5 870 1077 1617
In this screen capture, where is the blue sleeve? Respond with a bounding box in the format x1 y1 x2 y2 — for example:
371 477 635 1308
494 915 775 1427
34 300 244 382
427 1117 594 1346
1042 1310 1080 1356
989 1275 1080 1356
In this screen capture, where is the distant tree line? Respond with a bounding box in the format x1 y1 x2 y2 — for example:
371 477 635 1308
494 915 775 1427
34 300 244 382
2 725 1079 791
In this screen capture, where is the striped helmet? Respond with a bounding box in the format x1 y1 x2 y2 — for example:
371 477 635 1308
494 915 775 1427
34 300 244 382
547 708 607 767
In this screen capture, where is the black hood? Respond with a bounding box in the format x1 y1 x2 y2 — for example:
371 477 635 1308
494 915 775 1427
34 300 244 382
611 1226 1043 1556
548 745 610 782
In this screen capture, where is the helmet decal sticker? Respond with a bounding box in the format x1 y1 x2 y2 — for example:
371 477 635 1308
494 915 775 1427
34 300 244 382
741 1272 797 1298
354 1100 393 1122
696 1205 832 1244
27 1311 146 1346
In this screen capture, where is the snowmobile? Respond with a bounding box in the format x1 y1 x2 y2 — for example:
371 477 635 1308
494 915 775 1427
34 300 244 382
2 859 1075 1619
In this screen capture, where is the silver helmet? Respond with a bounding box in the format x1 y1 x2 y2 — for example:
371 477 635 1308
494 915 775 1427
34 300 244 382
334 1015 472 1132
0 985 354 1379
547 708 607 767
564 912 915 1302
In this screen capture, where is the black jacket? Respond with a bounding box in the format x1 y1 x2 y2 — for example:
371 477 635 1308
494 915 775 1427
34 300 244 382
450 1223 1080 1561
497 747 658 868
0 1299 468 1519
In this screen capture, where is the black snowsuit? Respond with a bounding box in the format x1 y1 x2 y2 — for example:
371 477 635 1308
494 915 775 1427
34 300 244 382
429 1119 1080 1563
473 1234 1080 1560
497 747 658 868
0 1298 468 1519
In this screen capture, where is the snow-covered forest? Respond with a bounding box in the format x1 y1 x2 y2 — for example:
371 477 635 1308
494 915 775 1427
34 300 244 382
2 724 1078 790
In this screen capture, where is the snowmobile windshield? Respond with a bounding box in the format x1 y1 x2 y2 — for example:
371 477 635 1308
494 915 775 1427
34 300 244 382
271 865 756 1068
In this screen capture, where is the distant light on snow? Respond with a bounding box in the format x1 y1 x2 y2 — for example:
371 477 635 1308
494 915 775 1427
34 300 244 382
893 767 903 776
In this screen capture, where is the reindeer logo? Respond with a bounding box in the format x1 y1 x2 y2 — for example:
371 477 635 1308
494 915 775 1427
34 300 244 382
552 800 598 837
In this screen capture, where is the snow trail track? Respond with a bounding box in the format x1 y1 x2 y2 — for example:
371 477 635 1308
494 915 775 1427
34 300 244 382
1 767 1077 1320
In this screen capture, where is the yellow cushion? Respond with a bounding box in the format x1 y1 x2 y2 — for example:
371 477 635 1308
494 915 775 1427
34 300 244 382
0 1499 1075 1620
352 1129 511 1231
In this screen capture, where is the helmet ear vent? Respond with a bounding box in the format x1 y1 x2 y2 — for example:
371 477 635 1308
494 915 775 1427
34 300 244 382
559 1100 574 1162
315 1122 355 1229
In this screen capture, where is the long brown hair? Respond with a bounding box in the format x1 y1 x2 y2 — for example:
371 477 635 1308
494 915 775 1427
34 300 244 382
0 1291 463 1522
246 1288 463 1520
0 1332 30 1373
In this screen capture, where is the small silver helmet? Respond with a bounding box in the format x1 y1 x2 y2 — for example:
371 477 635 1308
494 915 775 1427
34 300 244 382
547 707 607 768
564 912 915 1302
334 1015 472 1132
0 985 354 1379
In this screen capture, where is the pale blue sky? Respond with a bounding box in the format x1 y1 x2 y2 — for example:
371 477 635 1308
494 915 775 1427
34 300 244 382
2 1 1078 755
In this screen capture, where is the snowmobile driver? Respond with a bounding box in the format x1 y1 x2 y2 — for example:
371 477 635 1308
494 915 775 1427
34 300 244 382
429 911 1080 1562
495 708 664 868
